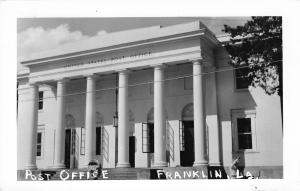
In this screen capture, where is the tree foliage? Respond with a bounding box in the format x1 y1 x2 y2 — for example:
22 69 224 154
223 16 282 96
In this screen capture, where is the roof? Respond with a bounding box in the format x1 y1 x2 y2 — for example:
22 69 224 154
20 21 219 64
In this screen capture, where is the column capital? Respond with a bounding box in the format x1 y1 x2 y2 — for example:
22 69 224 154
116 69 131 75
28 81 41 87
84 74 98 79
190 59 203 65
55 78 69 83
151 63 166 69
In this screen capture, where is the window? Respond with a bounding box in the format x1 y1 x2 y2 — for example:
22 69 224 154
36 130 44 157
38 91 43 110
96 127 101 155
237 118 252 149
80 128 86 155
232 109 257 152
142 123 154 153
184 76 192 90
235 67 252 90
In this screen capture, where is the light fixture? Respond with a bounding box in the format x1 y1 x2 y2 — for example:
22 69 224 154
113 113 118 127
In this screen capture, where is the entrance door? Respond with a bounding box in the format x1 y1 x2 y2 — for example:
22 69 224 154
180 121 194 166
65 128 77 169
65 129 71 168
129 136 135 167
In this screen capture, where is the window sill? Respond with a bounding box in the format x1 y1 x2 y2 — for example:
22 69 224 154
233 150 259 154
38 110 44 113
36 156 43 160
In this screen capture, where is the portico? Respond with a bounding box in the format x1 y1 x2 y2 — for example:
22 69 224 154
21 60 215 170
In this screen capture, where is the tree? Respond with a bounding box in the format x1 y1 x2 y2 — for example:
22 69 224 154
223 17 282 98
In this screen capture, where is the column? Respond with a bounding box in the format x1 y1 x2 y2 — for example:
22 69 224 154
52 79 67 169
85 74 96 166
208 67 222 166
192 60 208 167
153 64 167 167
23 83 38 169
116 70 131 168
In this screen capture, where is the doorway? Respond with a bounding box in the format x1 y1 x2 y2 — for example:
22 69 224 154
180 121 194 166
65 128 77 169
129 136 135 167
65 129 71 168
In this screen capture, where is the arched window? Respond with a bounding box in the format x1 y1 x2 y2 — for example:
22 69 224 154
96 112 104 127
182 103 194 121
129 110 135 135
129 110 135 122
65 114 76 128
147 107 154 123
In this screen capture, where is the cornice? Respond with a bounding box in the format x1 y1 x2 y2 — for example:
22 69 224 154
21 29 211 67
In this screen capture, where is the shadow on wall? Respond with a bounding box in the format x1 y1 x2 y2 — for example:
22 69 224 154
216 73 257 170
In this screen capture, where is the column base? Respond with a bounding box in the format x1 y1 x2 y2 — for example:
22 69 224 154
116 162 131 168
50 163 66 169
82 165 89 169
209 162 222 166
193 161 208 167
152 161 168 167
23 164 37 170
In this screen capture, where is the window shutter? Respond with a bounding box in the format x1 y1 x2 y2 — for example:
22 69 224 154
179 120 185 151
142 123 154 153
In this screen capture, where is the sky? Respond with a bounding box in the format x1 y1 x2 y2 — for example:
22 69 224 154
17 17 250 71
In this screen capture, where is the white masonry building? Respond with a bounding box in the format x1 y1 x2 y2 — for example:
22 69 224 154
17 21 283 177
